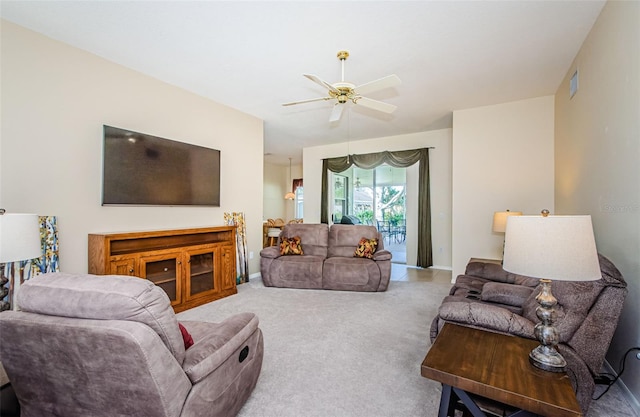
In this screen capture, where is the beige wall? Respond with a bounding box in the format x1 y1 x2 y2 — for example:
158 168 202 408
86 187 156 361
0 21 265 274
555 0 639 407
451 96 555 278
302 130 452 269
263 162 302 222
263 162 288 222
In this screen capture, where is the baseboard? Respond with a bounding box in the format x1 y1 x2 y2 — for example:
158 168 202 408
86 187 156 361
397 264 452 271
249 272 261 280
602 359 640 415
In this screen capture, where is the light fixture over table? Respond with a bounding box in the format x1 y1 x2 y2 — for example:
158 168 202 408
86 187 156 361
502 209 602 372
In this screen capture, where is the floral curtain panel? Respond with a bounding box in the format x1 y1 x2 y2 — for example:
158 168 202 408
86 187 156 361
224 212 249 284
1 216 59 310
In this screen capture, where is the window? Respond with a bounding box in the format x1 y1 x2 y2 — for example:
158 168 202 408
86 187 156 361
333 174 348 223
295 186 304 218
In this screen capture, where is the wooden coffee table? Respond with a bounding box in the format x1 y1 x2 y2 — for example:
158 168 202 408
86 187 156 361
421 323 582 417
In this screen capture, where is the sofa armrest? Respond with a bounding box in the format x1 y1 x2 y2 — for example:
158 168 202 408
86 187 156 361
437 301 535 338
481 282 534 307
373 249 392 261
181 313 259 384
465 261 539 287
259 246 281 259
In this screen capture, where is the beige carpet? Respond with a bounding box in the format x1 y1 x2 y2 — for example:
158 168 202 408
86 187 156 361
177 277 637 417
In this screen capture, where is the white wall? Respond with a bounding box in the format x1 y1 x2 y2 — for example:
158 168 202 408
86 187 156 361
555 0 639 408
303 130 452 268
0 21 265 274
452 96 555 278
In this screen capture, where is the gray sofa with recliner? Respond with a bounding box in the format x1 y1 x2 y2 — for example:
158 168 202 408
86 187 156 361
0 273 263 417
260 223 392 292
430 254 627 415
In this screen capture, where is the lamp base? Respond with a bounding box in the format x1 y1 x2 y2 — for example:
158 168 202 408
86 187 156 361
530 279 567 373
529 344 566 373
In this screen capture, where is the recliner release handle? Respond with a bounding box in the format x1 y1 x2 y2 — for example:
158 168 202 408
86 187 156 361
239 346 249 363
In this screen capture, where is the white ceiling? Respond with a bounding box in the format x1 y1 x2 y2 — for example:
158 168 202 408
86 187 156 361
0 1 605 165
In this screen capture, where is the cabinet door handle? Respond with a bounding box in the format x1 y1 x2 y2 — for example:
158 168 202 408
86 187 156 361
163 267 168 272
129 268 134 274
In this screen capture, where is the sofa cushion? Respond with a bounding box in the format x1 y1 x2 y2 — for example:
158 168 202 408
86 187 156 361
268 255 325 289
354 237 378 259
323 257 381 291
328 224 382 258
280 236 304 255
481 282 534 307
436 299 535 339
281 224 328 258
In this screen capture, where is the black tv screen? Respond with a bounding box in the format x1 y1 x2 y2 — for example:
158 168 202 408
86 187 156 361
102 125 220 206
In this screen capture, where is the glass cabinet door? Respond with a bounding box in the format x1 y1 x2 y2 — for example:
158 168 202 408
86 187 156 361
186 249 216 300
140 253 182 306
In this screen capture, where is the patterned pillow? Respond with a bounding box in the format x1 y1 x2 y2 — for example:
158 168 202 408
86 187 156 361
354 237 378 259
280 236 304 255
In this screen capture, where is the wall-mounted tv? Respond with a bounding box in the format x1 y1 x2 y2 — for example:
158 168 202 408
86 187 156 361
102 125 220 206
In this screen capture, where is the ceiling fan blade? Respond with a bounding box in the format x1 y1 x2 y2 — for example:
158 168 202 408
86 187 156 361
354 74 401 95
355 97 397 114
304 74 341 94
282 97 332 106
329 103 345 122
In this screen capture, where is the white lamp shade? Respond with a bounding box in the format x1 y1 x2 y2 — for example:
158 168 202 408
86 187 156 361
502 215 601 282
0 213 42 263
492 210 522 233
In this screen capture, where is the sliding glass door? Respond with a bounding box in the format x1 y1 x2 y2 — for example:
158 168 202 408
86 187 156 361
332 164 406 262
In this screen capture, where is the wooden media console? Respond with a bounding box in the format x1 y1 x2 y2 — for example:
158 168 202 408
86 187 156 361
88 226 237 312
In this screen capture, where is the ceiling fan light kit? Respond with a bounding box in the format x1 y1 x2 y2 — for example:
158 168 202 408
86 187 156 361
283 50 401 122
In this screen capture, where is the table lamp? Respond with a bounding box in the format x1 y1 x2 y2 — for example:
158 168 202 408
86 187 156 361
502 210 601 372
0 210 42 311
492 209 522 233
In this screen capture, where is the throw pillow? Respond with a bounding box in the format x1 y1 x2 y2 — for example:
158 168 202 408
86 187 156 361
178 322 194 350
354 237 378 259
280 236 304 255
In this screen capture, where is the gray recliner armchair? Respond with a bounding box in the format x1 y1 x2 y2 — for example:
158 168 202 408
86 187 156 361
0 273 263 417
430 254 627 415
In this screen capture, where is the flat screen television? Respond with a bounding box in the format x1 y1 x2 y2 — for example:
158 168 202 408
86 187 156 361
102 125 220 206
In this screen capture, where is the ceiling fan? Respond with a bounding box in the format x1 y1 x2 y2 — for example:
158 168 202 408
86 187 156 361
282 50 401 122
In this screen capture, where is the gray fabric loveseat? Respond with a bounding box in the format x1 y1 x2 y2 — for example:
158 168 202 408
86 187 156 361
260 223 391 292
430 255 627 414
0 273 263 417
